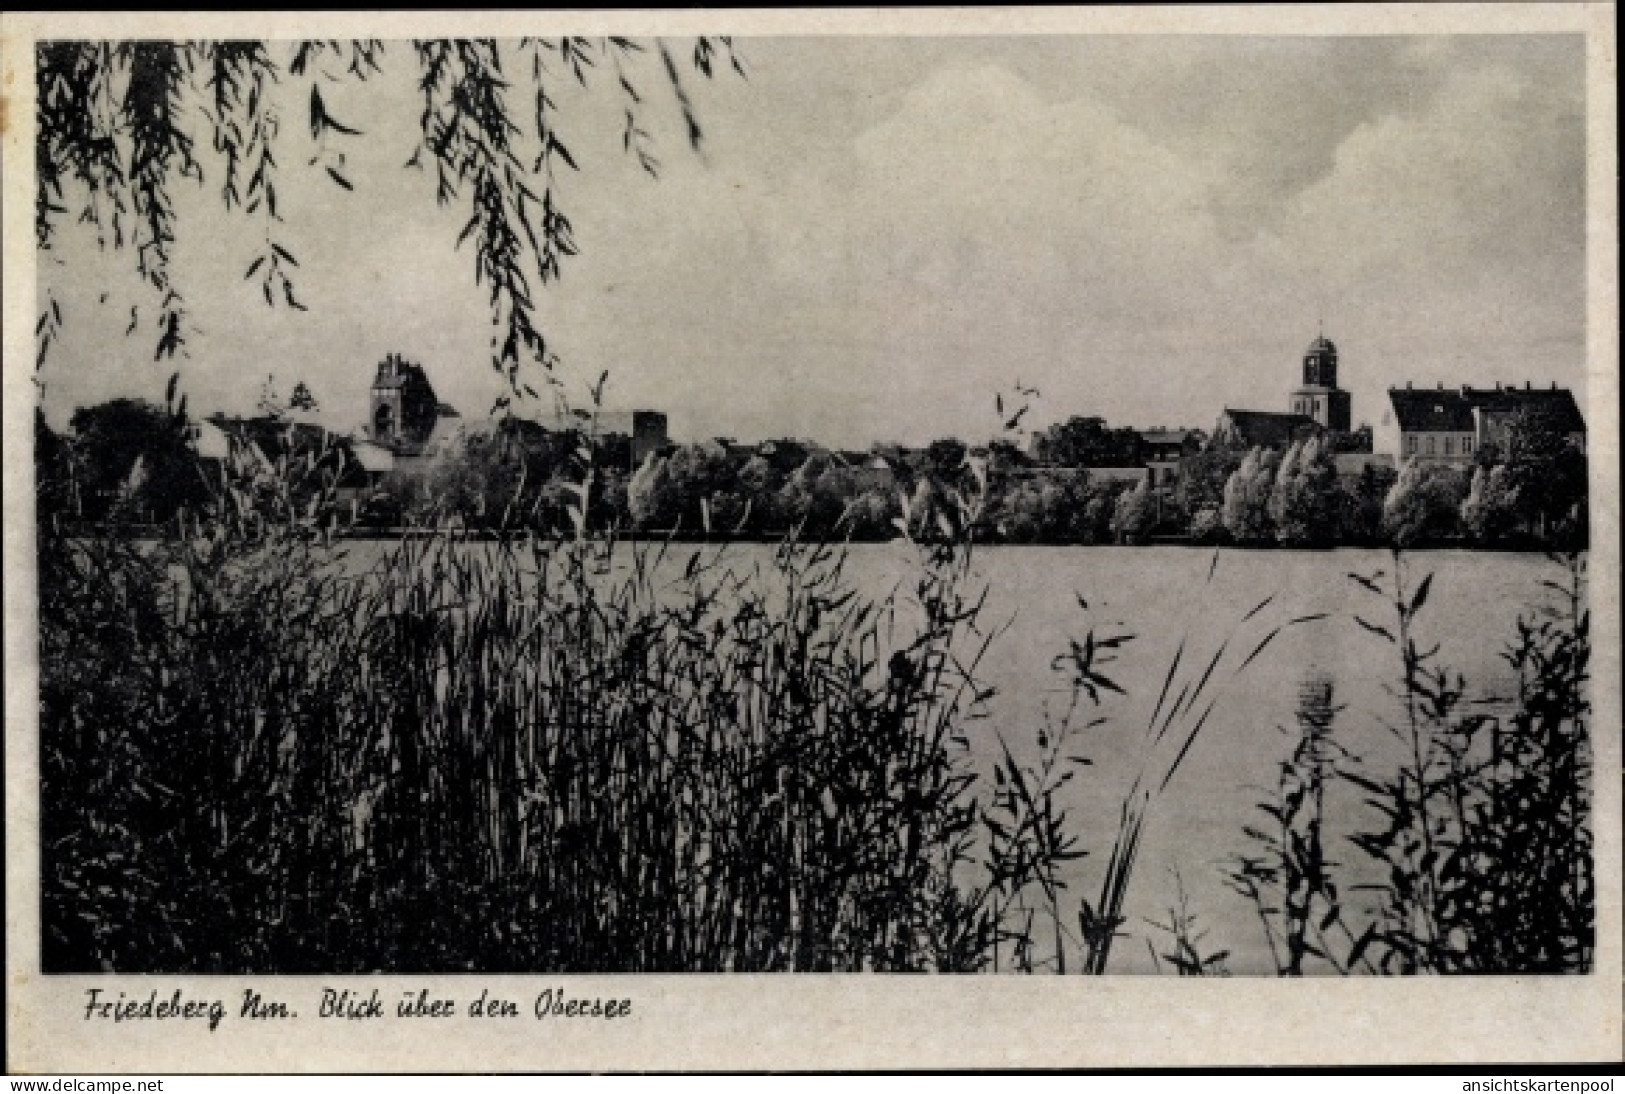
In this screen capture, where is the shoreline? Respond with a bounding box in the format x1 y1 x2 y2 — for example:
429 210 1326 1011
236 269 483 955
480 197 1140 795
48 522 1587 555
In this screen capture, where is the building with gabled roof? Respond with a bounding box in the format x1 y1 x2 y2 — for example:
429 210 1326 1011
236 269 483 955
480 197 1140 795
1137 427 1202 486
1379 381 1585 464
1212 330 1360 453
1212 408 1322 450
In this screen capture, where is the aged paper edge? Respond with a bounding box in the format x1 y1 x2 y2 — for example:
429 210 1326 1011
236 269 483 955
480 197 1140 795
3 6 1619 1072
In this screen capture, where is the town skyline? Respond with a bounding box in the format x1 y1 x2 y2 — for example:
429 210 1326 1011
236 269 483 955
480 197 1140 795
38 35 1587 449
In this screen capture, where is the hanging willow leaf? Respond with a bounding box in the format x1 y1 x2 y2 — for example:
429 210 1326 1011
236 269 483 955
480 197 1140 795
38 37 741 384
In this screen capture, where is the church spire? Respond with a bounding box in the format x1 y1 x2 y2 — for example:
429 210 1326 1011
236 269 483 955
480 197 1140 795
1291 327 1351 432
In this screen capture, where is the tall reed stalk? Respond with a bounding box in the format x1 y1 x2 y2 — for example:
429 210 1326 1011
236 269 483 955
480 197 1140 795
1337 552 1593 973
1079 553 1326 974
39 418 1123 972
1213 551 1592 977
1226 675 1377 975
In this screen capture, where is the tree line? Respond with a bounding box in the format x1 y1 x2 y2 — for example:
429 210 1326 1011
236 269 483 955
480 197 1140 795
37 399 1587 551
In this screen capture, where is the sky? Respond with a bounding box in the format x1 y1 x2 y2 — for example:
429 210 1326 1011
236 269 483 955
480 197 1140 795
38 34 1588 448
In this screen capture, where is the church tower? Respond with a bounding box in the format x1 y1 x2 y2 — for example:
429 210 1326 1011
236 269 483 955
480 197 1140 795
369 353 442 450
1288 331 1352 432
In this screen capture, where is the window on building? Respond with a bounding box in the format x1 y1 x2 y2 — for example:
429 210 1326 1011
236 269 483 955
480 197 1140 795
1405 435 1415 455
1426 436 1436 455
1464 437 1474 455
1444 436 1453 456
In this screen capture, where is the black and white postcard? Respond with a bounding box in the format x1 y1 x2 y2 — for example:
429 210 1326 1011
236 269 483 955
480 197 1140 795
3 6 1618 1072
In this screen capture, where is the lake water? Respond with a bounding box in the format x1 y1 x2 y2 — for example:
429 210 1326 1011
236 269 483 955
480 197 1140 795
343 539 1580 974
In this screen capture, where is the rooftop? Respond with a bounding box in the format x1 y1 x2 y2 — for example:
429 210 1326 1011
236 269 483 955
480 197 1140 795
1217 408 1321 448
1138 427 1198 445
1387 383 1585 434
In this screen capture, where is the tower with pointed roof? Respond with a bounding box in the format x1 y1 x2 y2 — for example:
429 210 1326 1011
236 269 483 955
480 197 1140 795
1288 330 1352 431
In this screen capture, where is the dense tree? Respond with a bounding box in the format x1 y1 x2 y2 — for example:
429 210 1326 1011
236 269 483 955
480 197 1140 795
288 382 320 413
921 438 969 480
991 474 1079 543
1174 442 1244 521
990 479 1046 543
1500 405 1588 543
1112 476 1156 544
627 451 676 530
35 410 81 526
1322 424 1374 454
66 396 205 523
593 466 633 531
1188 506 1227 546
628 441 732 533
816 463 891 540
1461 464 1520 546
1338 462 1397 544
986 438 1031 473
774 456 821 531
1221 447 1278 545
731 455 783 534
1032 416 1143 469
1382 459 1466 547
1077 481 1124 545
1269 437 1338 547
838 485 901 542
423 430 534 527
737 454 778 496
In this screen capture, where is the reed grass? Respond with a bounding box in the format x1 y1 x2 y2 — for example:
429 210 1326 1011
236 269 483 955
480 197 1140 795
1144 869 1230 976
1079 553 1326 974
1222 551 1593 975
1225 675 1376 975
40 422 1588 975
39 436 1122 973
1338 552 1593 973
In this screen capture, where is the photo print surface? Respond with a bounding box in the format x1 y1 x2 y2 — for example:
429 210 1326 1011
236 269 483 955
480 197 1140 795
6 7 1619 1072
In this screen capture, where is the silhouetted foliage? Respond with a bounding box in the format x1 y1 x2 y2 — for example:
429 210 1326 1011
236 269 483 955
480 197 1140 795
1227 676 1366 975
1032 416 1144 469
1337 555 1593 972
36 37 743 389
1501 406 1589 547
1382 460 1467 548
62 395 205 524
